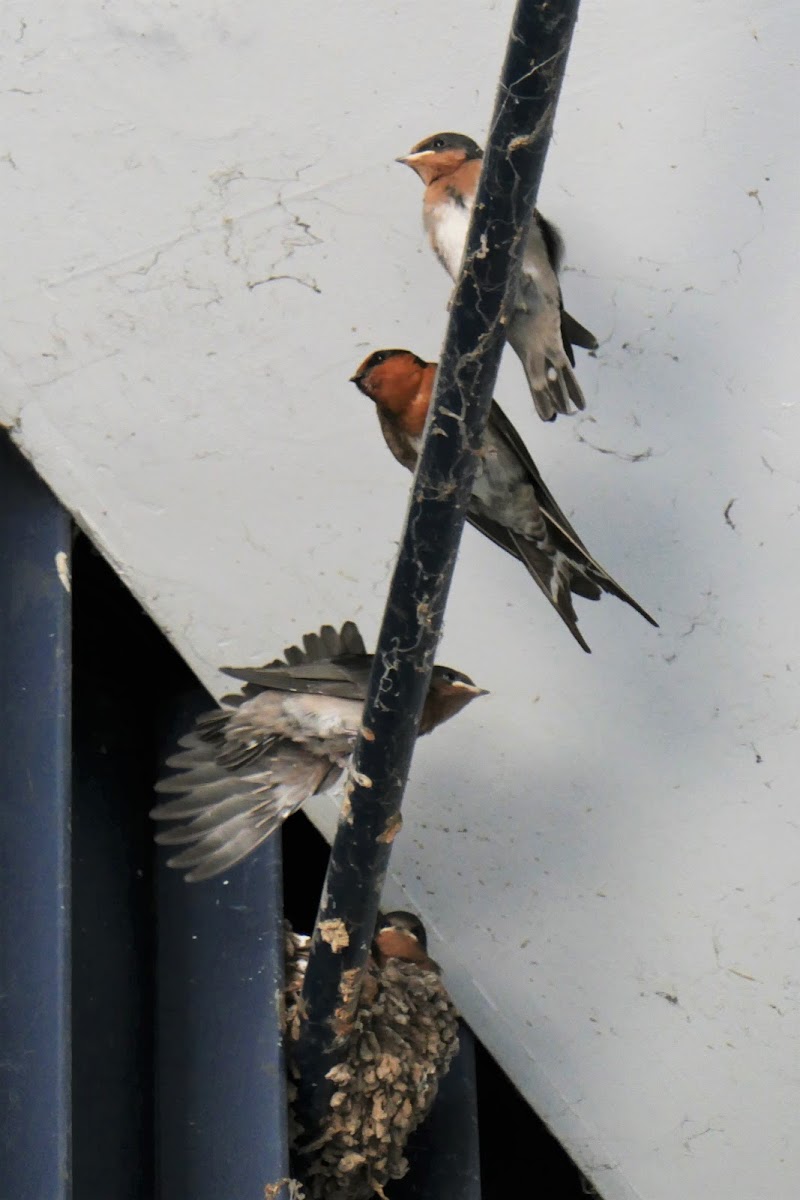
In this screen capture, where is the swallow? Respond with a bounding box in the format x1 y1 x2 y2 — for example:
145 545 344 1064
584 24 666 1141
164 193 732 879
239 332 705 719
151 622 487 881
287 910 459 1200
351 349 657 653
372 909 437 969
396 131 598 422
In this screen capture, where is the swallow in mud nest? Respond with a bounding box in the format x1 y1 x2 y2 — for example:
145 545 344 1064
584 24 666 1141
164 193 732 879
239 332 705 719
151 622 487 881
372 910 435 968
351 349 657 653
285 910 459 1200
396 131 598 422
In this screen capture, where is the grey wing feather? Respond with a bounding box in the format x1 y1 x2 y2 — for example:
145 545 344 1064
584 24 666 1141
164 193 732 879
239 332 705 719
533 213 599 359
510 211 596 421
221 622 370 699
151 622 368 881
152 738 340 882
476 403 657 650
487 403 589 549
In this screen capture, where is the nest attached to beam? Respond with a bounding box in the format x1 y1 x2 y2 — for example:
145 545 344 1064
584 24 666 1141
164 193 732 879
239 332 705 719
284 926 459 1199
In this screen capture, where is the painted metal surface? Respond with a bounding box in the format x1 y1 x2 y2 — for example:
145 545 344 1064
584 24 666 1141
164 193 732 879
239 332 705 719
156 700 289 1200
2 3 799 1196
0 436 71 1200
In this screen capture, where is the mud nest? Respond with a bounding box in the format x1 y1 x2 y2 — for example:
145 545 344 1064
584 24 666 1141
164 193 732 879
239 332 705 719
284 925 459 1199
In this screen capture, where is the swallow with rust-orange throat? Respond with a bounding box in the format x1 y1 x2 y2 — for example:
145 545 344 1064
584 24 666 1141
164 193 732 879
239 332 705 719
152 621 487 881
396 131 598 423
351 349 657 653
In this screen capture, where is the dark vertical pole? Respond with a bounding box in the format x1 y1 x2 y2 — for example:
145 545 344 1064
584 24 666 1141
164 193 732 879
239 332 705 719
394 1025 481 1200
292 0 582 1143
71 533 159 1200
156 700 289 1200
0 434 72 1200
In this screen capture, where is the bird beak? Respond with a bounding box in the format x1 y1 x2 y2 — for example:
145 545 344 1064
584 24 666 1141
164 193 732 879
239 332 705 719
395 150 432 168
454 682 489 697
350 373 371 399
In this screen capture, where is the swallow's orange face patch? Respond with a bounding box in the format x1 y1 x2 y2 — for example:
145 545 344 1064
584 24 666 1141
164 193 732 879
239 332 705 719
354 351 425 410
373 927 428 966
402 147 469 186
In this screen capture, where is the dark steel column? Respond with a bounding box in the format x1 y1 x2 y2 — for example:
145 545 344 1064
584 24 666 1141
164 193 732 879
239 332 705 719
0 434 72 1200
156 702 289 1200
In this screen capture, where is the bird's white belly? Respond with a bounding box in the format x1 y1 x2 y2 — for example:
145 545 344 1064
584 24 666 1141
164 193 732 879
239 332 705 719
426 201 472 279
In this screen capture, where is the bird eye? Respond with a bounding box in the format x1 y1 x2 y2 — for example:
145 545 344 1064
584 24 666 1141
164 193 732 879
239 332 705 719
432 138 445 150
372 351 386 365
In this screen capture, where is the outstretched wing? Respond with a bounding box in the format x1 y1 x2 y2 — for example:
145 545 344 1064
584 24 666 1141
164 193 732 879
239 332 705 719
152 734 342 881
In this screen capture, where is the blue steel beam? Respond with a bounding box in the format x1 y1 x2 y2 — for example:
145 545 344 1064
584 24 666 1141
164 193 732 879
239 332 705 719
156 698 289 1200
0 435 72 1200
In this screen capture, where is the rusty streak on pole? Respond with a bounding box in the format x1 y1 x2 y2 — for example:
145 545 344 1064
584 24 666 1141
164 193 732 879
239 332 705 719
291 0 583 1152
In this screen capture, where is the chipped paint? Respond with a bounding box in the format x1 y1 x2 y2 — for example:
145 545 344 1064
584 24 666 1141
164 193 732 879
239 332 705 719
54 550 71 593
377 813 403 845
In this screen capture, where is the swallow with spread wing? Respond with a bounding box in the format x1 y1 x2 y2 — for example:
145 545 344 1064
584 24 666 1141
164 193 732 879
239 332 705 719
152 622 487 880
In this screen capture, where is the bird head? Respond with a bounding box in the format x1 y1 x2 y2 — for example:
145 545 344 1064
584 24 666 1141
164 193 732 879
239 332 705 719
373 911 431 967
420 666 488 734
350 348 430 422
396 131 483 185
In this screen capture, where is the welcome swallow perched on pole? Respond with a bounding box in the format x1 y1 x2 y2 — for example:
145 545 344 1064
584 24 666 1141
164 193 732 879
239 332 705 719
351 350 657 652
396 131 598 422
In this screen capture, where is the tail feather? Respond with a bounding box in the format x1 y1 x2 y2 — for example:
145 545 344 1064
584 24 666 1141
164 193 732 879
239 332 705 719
569 574 603 602
507 321 588 421
562 362 587 412
164 745 218 770
319 624 342 655
338 620 366 655
510 533 591 652
193 711 230 742
222 622 368 698
268 622 367 673
586 566 659 628
561 311 599 353
511 529 657 653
